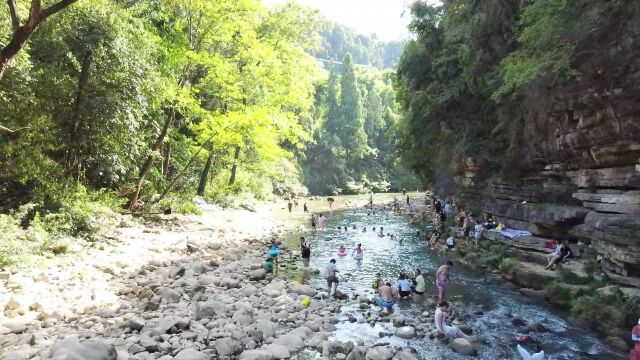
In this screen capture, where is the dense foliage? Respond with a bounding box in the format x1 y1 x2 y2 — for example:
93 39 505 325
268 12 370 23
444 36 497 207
0 0 417 264
302 54 420 195
310 22 405 69
394 0 636 193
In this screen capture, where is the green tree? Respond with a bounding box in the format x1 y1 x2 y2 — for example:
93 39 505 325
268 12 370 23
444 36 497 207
339 53 367 161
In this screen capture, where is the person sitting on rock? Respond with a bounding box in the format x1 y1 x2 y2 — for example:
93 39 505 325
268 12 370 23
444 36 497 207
545 241 572 270
434 302 474 340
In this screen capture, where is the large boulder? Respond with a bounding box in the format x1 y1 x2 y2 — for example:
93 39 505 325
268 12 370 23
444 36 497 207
449 338 476 356
390 314 406 327
254 320 277 339
288 283 317 297
47 337 117 360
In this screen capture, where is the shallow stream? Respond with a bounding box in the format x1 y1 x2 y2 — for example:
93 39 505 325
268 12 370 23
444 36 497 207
286 206 622 359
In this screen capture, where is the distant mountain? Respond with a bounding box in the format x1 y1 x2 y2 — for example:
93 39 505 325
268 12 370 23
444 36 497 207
310 22 405 69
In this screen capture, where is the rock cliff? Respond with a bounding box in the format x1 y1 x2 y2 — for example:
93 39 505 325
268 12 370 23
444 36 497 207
455 8 640 288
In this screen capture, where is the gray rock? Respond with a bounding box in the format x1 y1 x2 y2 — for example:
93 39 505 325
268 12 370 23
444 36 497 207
196 300 225 319
260 344 290 359
394 326 416 339
139 333 159 352
273 333 304 352
215 337 241 356
168 266 186 279
232 309 254 325
250 269 267 281
48 337 117 360
128 316 146 331
390 315 406 328
288 283 317 297
254 320 276 339
173 348 209 360
449 338 476 356
157 287 181 303
365 346 393 360
239 349 276 360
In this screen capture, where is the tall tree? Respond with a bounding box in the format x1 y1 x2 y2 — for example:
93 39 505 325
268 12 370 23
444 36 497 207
339 53 367 161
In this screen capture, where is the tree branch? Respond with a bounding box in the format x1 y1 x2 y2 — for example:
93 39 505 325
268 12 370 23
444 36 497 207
40 0 78 21
29 0 41 23
7 0 20 30
0 124 29 135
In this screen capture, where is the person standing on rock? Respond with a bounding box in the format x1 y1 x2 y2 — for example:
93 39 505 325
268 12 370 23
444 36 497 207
413 269 426 295
434 302 474 340
324 259 339 294
300 236 310 267
473 220 483 246
436 260 453 303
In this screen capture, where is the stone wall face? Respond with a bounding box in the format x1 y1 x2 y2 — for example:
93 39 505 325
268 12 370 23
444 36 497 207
456 11 640 287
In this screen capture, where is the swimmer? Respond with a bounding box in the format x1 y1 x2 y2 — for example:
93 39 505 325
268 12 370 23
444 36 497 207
378 227 384 237
344 226 348 231
352 225 356 230
353 243 364 260
399 238 403 245
363 227 366 233
373 226 376 231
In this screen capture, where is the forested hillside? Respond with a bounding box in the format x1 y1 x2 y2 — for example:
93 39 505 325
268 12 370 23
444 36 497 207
310 22 404 69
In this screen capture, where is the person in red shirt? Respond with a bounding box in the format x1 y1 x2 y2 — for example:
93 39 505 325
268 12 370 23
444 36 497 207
629 319 640 360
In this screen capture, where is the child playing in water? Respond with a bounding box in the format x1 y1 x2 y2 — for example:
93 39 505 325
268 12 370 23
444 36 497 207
353 243 364 260
338 244 346 253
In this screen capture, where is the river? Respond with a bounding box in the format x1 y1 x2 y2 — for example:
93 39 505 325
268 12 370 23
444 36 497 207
281 197 622 359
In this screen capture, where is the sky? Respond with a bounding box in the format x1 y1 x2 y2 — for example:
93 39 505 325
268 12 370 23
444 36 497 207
262 0 415 42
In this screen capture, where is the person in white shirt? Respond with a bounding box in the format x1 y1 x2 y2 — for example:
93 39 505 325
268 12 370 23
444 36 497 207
324 259 339 293
446 236 455 249
397 273 413 299
413 269 426 295
434 302 473 340
474 220 484 246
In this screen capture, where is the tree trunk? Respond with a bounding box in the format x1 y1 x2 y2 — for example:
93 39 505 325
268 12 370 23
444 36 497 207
197 151 214 196
162 143 172 177
128 110 174 210
228 145 240 185
67 51 93 176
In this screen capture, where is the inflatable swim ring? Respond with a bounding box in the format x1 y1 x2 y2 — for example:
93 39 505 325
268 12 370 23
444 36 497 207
337 250 347 256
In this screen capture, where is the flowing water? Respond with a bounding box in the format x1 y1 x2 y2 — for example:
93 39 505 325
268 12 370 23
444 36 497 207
286 206 622 360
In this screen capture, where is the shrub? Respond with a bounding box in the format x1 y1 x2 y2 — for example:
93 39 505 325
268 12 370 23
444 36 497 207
499 258 521 275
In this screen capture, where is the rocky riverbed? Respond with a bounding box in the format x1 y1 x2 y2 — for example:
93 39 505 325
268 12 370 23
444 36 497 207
0 201 435 360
